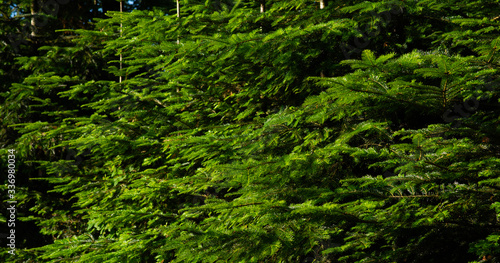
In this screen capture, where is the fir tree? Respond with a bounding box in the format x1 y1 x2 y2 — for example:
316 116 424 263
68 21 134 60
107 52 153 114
1 0 499 262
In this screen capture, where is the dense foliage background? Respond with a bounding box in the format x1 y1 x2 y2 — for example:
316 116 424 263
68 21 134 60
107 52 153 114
1 0 499 262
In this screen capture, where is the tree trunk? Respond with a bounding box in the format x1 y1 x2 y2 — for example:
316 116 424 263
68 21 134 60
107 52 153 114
119 0 123 83
30 0 36 37
177 0 180 44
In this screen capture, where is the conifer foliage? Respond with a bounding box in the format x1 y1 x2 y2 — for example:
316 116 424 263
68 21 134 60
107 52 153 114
1 0 499 262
